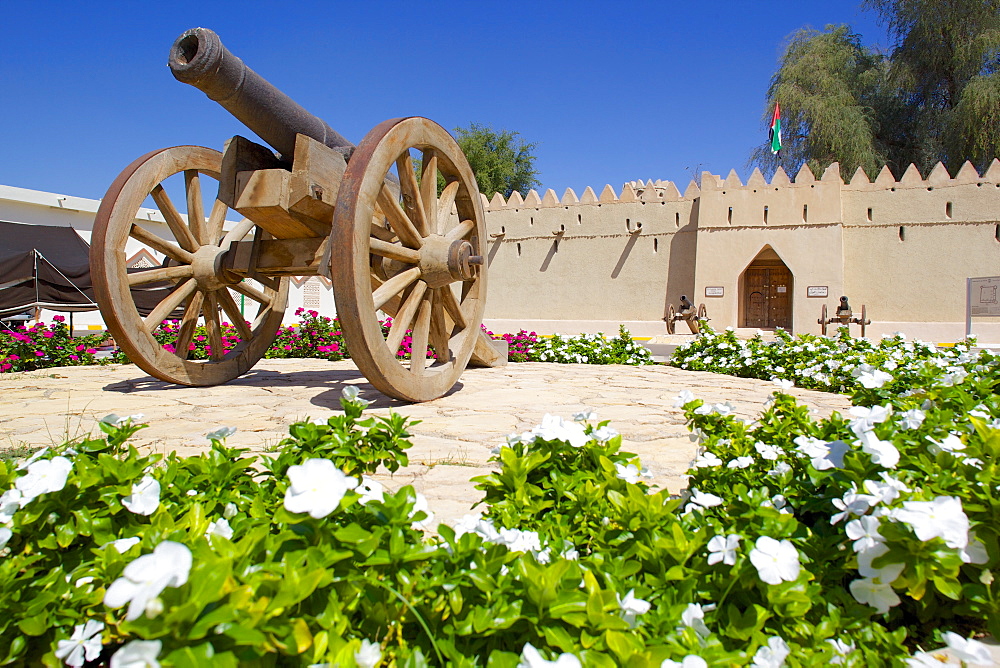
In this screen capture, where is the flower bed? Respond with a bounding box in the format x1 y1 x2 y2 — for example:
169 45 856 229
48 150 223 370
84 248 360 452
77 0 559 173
1 335 997 665
0 316 105 373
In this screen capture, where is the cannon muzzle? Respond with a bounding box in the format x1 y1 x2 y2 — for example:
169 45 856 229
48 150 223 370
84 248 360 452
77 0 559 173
168 28 354 162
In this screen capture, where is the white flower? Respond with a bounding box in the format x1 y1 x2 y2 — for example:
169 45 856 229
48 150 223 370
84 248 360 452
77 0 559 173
772 378 794 390
593 426 618 443
927 433 965 455
754 441 780 461
942 632 993 665
897 409 926 430
827 638 855 665
768 461 791 477
518 642 581 668
749 537 800 585
692 451 723 468
617 589 651 627
0 527 10 550
496 527 542 553
680 603 711 638
104 541 192 622
615 462 643 483
223 502 238 519
531 414 588 448
409 492 435 531
960 533 990 564
15 456 72 504
849 577 901 614
906 651 957 667
857 543 904 582
892 496 969 549
283 459 358 519
727 456 753 469
110 536 141 553
857 431 900 468
684 489 723 514
661 657 708 668
845 516 884 552
101 414 145 427
451 515 500 543
341 385 371 407
751 636 790 667
205 426 237 441
794 436 848 470
857 369 892 388
572 409 596 421
122 476 160 516
673 390 695 408
206 517 233 540
356 476 385 505
849 405 892 430
0 489 23 524
707 534 740 565
55 620 104 667
831 488 877 525
354 638 382 668
864 474 910 504
110 639 161 668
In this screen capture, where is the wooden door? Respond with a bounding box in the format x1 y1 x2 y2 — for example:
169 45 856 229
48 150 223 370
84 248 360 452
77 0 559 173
743 265 792 329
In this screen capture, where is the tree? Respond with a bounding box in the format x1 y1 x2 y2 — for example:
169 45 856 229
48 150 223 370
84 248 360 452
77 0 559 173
751 1 1000 177
453 123 541 199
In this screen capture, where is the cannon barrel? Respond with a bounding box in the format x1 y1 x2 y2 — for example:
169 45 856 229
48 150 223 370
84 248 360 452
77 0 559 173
168 27 354 162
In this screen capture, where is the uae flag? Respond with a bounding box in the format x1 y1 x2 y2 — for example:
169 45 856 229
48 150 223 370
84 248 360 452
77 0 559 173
769 103 782 155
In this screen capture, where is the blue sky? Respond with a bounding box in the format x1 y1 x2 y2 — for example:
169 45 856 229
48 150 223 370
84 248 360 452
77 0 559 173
1 1 889 201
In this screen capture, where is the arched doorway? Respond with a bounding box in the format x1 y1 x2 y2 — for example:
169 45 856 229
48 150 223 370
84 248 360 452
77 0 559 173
741 247 793 330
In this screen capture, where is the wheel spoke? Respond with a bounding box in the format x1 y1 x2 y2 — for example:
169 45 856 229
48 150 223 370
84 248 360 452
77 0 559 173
150 185 199 252
395 152 429 237
377 185 423 249
207 198 229 244
429 289 451 363
437 180 460 233
372 266 421 312
144 278 197 331
174 290 205 360
127 265 193 286
130 224 195 265
217 288 254 341
439 285 467 330
446 219 476 242
231 281 271 306
225 217 256 243
386 280 427 355
184 170 208 245
409 295 432 375
421 149 438 235
370 238 420 264
203 292 225 361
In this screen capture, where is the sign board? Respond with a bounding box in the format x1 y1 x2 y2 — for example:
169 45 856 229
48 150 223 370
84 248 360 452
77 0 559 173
807 286 829 298
966 276 1000 337
705 286 724 297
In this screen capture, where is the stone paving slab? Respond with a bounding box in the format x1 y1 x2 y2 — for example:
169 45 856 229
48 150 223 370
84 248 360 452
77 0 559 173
0 359 853 527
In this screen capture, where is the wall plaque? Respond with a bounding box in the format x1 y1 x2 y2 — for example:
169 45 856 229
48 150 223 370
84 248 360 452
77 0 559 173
970 276 1000 317
776 286 787 293
705 286 724 297
807 286 829 298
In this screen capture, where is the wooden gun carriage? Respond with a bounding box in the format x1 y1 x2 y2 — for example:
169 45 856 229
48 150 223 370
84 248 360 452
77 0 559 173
664 296 707 335
91 27 503 402
817 297 871 337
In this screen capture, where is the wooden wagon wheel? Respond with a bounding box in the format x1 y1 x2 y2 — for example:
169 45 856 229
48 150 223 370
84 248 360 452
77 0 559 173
860 304 868 337
91 146 287 386
697 303 707 320
331 117 487 402
818 303 828 336
665 303 676 334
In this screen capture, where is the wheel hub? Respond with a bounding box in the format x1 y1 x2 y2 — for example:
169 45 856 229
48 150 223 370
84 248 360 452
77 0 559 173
417 235 482 289
191 244 236 291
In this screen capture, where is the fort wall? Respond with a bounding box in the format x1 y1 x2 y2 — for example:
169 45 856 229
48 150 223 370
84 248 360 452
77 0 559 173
482 160 1000 342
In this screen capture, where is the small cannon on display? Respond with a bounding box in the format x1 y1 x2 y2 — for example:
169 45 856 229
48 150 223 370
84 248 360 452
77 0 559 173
664 295 708 335
91 28 502 402
818 296 871 336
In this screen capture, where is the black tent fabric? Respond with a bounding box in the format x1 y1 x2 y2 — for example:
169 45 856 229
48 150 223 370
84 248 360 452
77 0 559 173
0 220 97 316
0 220 178 318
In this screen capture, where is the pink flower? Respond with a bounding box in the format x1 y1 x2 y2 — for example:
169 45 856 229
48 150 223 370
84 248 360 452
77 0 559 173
35 351 45 357
76 344 85 351
52 315 65 323
42 332 53 338
69 355 79 361
8 355 20 361
86 348 96 354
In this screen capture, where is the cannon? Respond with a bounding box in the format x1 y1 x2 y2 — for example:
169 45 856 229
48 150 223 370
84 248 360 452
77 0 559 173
664 295 708 335
818 296 871 337
91 27 503 402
